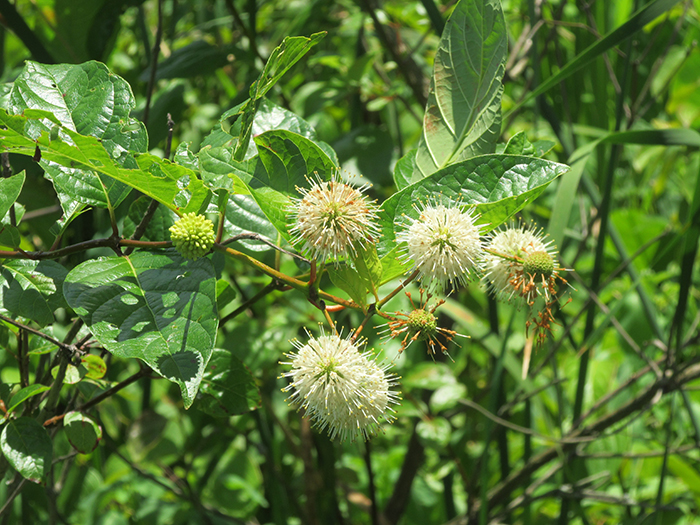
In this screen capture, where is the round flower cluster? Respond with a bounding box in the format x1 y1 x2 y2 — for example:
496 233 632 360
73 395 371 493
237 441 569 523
169 213 216 259
280 331 399 442
396 202 483 292
288 175 379 263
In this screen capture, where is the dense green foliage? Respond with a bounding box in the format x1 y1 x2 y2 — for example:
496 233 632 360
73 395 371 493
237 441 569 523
0 0 699 524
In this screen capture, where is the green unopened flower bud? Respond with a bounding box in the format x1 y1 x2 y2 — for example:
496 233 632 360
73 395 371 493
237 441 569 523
407 309 438 341
169 213 215 259
523 250 554 280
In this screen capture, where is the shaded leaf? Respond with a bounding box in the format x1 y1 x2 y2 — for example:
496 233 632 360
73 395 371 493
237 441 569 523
198 348 261 416
0 259 68 326
64 412 102 454
63 250 218 408
140 41 237 81
0 417 52 484
416 417 452 449
393 149 417 191
328 265 368 310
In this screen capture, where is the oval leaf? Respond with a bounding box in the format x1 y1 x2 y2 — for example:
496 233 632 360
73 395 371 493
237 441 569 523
7 385 50 414
0 171 25 221
63 250 218 408
1 417 52 484
63 412 102 454
414 0 507 181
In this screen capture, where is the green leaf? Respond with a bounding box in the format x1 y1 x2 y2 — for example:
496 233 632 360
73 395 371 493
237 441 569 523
234 32 326 161
63 412 102 454
222 194 280 253
0 225 21 250
378 154 569 256
416 417 452 449
430 383 468 413
8 61 148 213
7 385 50 414
63 250 218 408
0 259 68 326
51 363 85 385
393 149 417 191
197 348 261 416
414 0 507 181
0 108 211 216
327 265 368 310
351 244 382 300
81 354 107 380
254 129 336 191
0 417 52 484
0 171 25 221
402 362 456 390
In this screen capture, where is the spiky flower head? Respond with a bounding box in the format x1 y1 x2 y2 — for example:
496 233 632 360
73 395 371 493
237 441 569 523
483 223 571 344
397 201 484 292
288 173 379 263
280 330 399 442
381 289 467 356
169 213 216 259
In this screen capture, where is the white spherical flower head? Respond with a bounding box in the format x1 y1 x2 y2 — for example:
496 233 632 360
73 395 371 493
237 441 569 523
281 332 399 442
398 202 483 291
288 175 379 262
483 225 558 303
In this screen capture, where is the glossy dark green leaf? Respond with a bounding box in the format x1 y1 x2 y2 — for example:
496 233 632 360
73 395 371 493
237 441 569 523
64 412 102 454
63 250 218 408
0 171 25 221
414 0 507 181
7 385 50 414
8 61 148 213
378 155 569 257
0 259 68 326
0 108 211 216
255 129 336 191
1 417 52 484
222 194 280 253
0 225 21 249
197 348 261 416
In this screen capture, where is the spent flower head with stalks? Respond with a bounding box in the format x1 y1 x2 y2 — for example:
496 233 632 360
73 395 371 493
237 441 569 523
288 172 380 263
381 289 466 357
397 200 484 292
483 222 571 344
280 329 399 442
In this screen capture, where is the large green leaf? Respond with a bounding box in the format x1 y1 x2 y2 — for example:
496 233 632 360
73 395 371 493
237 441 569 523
378 154 569 257
233 32 326 161
413 0 507 181
140 40 238 81
1 417 52 484
8 61 148 213
0 259 68 326
0 108 211 216
197 348 261 417
0 172 25 222
63 250 218 408
222 194 281 253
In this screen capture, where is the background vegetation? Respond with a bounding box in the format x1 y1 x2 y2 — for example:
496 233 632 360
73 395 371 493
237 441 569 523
1 0 700 524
